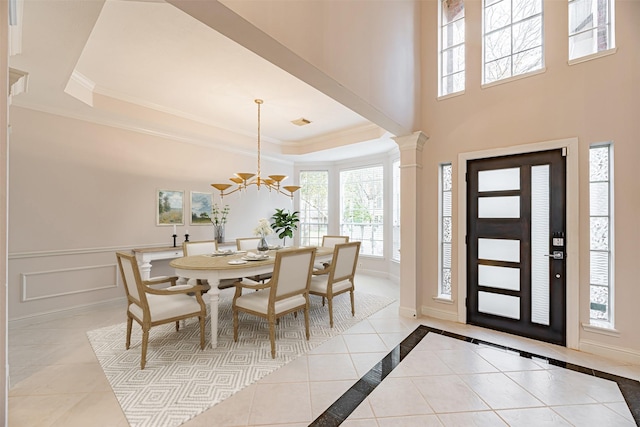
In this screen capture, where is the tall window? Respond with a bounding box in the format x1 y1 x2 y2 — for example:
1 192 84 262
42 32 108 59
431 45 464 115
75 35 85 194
439 0 465 96
392 159 401 261
340 165 384 256
569 0 615 61
589 144 613 324
299 170 329 247
483 0 543 84
439 164 453 297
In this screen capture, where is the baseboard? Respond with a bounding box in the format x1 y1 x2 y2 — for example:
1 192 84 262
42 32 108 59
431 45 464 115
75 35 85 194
9 296 126 327
398 306 417 318
421 305 458 322
357 268 390 280
579 339 640 365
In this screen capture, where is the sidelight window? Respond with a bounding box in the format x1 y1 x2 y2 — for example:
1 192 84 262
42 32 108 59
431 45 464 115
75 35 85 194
439 163 453 297
589 143 614 325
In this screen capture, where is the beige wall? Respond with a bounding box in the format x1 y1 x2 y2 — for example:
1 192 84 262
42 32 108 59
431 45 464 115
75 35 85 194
420 0 640 355
208 0 421 134
238 0 640 359
7 107 296 320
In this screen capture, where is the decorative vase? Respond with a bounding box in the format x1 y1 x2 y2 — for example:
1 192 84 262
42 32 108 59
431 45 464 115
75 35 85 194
214 225 225 243
257 235 269 253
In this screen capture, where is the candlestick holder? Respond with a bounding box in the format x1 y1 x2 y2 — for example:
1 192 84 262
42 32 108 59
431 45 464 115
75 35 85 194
184 233 189 242
172 234 177 247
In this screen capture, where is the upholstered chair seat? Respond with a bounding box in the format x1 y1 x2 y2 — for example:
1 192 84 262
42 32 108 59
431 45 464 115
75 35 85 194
313 235 349 273
310 241 361 327
116 251 207 369
232 247 316 358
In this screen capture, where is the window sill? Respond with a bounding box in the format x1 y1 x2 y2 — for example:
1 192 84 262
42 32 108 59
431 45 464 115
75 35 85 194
568 47 617 66
481 67 546 90
581 322 620 337
437 90 465 102
433 296 454 304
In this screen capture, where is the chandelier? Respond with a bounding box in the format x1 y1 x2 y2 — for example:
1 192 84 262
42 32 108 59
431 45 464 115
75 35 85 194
211 99 301 199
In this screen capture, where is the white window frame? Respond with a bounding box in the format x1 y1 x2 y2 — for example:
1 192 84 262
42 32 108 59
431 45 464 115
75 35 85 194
439 0 466 98
482 0 545 86
339 164 385 257
588 143 615 328
298 170 329 247
439 163 453 298
568 0 616 64
392 159 401 262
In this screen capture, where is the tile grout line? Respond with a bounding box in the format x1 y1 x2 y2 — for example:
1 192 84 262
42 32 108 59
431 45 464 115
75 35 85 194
309 325 429 426
309 324 640 426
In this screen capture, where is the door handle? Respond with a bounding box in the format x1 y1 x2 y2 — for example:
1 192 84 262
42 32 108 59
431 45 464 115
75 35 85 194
544 251 564 260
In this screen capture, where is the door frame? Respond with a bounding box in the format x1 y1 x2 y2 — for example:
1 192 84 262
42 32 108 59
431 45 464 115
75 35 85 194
457 138 580 349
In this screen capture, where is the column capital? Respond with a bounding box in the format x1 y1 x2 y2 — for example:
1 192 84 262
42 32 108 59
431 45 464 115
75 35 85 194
392 131 428 152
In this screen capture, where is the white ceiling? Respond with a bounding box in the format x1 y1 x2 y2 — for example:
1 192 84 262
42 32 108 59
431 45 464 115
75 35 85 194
9 0 398 162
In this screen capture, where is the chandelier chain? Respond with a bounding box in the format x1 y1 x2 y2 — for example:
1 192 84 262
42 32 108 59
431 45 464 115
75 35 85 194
256 99 261 185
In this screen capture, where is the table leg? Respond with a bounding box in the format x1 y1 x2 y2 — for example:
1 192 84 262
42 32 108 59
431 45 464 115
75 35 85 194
206 279 221 348
138 260 152 281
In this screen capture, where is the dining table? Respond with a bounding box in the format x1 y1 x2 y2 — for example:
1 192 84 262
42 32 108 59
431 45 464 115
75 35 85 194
170 246 334 348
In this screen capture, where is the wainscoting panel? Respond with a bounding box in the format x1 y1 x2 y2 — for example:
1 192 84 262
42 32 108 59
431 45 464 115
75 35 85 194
8 248 129 321
21 264 118 302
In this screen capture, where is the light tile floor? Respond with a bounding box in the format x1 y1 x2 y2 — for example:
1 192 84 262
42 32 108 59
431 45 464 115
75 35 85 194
8 274 640 426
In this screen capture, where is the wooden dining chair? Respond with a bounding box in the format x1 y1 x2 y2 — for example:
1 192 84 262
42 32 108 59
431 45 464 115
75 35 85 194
236 237 272 283
322 235 350 248
309 241 360 327
236 237 262 251
116 251 207 369
183 239 218 256
314 235 350 273
232 247 317 358
183 240 235 289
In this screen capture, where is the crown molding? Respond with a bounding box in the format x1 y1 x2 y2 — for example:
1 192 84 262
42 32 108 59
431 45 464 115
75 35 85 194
9 67 28 98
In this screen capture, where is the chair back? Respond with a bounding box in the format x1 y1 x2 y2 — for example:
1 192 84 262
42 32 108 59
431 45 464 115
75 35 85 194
270 247 316 300
183 240 218 256
321 235 349 248
236 237 261 251
330 242 361 283
116 251 146 306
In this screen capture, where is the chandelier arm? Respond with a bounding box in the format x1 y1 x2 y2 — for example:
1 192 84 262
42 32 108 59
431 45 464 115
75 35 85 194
276 188 295 199
218 186 242 198
212 99 300 199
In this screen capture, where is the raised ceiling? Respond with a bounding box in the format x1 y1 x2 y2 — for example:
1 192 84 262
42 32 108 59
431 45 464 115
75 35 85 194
9 0 398 162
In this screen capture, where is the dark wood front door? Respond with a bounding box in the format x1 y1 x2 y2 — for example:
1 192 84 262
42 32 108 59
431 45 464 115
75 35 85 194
467 149 566 345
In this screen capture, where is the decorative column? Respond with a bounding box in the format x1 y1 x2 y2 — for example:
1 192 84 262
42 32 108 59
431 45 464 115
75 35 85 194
392 131 428 318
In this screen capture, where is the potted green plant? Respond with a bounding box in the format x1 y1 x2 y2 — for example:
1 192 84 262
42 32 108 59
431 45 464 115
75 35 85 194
270 209 299 247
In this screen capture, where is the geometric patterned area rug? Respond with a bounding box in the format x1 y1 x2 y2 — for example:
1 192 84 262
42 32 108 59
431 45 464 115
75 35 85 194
87 291 395 427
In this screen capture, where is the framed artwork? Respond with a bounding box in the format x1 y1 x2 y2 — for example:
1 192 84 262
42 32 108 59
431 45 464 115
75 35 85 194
157 189 184 225
190 191 213 225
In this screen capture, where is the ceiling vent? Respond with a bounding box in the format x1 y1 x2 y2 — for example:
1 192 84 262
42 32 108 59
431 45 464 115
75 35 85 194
291 118 312 126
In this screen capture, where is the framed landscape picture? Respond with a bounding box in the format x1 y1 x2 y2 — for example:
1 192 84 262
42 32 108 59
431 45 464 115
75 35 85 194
157 189 184 225
190 191 213 225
